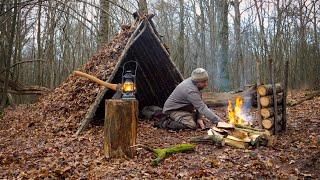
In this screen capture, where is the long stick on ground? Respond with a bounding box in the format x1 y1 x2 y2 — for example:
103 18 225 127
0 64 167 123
288 91 320 106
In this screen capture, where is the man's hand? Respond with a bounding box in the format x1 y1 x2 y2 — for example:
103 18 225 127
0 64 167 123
197 119 205 129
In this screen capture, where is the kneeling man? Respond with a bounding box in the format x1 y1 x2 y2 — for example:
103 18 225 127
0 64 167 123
156 68 222 130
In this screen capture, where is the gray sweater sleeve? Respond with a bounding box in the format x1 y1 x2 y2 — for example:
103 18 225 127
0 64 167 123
187 91 221 123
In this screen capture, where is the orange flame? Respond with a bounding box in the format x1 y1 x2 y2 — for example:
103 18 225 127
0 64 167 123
228 96 247 125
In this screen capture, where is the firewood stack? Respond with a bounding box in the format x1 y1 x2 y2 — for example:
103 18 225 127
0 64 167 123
258 83 286 134
189 122 276 149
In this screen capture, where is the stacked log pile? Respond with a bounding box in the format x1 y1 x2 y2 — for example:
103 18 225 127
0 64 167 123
258 83 286 134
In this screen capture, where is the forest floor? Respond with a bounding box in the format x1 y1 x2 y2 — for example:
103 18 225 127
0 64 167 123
0 90 319 179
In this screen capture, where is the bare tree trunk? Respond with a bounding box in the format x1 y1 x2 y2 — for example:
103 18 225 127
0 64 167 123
216 0 229 91
199 0 206 69
37 0 42 86
12 4 21 82
233 0 244 90
1 0 17 109
206 0 216 90
99 0 111 47
192 1 200 69
138 0 148 15
47 1 56 88
177 0 185 75
254 0 269 83
312 0 320 89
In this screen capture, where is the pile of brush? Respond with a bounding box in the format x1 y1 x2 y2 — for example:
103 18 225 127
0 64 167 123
190 122 276 149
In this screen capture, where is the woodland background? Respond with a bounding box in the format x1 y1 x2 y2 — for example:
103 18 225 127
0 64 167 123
1 0 319 107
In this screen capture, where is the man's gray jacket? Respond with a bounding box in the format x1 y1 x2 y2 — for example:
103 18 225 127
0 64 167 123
163 77 221 123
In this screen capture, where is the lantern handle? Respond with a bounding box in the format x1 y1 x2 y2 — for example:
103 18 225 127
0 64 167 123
122 60 138 77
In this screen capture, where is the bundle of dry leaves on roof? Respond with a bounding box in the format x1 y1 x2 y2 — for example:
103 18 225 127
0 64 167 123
31 26 135 131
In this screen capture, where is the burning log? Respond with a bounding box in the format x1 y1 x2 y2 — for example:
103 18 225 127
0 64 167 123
260 94 283 107
257 83 282 96
260 107 283 119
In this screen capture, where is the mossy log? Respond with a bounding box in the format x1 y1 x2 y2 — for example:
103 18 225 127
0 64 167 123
152 144 196 166
137 144 196 166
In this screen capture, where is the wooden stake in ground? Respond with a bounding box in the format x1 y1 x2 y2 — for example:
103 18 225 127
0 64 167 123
282 60 289 131
270 58 278 134
104 99 138 158
256 61 262 128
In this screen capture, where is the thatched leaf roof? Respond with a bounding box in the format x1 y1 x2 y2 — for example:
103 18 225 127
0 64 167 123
34 17 182 133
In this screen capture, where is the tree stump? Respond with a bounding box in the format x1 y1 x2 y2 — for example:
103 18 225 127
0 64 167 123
104 99 138 158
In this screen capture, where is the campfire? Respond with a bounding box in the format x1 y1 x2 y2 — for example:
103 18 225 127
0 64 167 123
190 96 275 149
227 96 252 126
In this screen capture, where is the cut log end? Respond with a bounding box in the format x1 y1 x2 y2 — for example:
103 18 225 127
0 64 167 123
257 86 267 97
260 107 282 119
260 94 283 107
261 108 271 119
262 119 273 129
258 84 282 96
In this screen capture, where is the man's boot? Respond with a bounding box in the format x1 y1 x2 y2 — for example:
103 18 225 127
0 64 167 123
154 118 187 130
